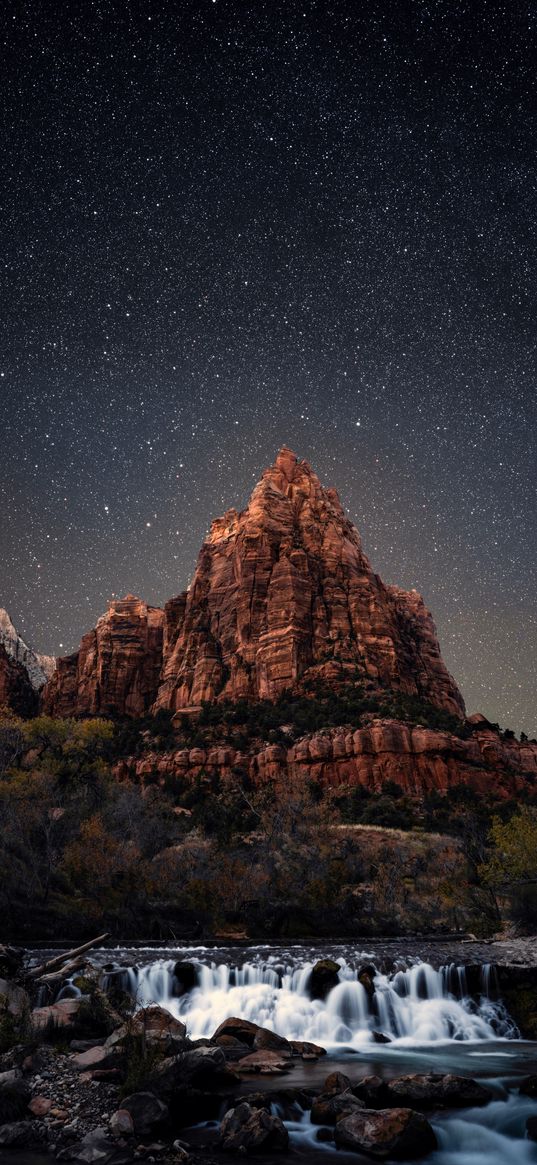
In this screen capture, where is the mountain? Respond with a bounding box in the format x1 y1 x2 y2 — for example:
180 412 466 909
41 448 464 721
155 447 464 717
41 595 164 719
0 607 55 714
0 608 55 691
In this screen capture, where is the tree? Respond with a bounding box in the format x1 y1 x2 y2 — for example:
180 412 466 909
479 808 537 889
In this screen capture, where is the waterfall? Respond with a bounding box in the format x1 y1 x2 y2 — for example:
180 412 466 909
100 953 517 1048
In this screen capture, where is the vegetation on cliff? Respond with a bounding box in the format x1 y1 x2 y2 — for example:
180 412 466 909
0 706 534 941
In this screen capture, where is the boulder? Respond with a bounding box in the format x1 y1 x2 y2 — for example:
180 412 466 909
173 962 199 994
110 1109 134 1137
351 1075 389 1108
72 1045 121 1073
253 1028 293 1056
105 1006 187 1055
236 1050 293 1075
386 1073 492 1109
120 1092 168 1137
308 960 341 1000
220 1101 289 1153
335 1107 437 1159
311 1089 364 1125
31 998 81 1030
323 1071 353 1095
520 1076 537 1098
358 965 377 997
289 1040 326 1059
149 1045 228 1096
212 1017 260 1047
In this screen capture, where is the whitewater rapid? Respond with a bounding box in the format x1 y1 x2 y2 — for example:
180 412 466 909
99 954 517 1048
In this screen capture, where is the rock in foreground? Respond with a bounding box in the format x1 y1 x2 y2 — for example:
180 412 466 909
334 1106 437 1159
220 1101 289 1153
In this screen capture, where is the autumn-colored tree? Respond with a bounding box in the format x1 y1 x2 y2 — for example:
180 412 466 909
479 808 537 889
62 813 143 920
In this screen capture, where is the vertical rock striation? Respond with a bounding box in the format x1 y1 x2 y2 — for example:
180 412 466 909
42 596 164 718
155 448 464 717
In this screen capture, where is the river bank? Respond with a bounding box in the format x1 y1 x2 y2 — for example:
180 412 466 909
2 941 537 1164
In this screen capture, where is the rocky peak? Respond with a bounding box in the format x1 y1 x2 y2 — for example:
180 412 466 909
0 607 54 691
42 596 164 718
156 450 465 717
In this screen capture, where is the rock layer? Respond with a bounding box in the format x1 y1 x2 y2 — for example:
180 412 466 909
156 448 464 717
42 596 164 718
116 716 537 799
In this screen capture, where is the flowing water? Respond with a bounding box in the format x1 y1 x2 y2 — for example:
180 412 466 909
31 942 537 1162
97 946 516 1048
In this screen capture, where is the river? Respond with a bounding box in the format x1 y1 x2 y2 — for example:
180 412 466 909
27 939 534 1163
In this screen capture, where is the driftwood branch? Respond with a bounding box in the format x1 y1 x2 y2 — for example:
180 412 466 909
29 932 110 979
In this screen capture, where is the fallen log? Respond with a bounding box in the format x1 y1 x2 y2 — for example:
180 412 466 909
29 933 110 979
37 956 87 985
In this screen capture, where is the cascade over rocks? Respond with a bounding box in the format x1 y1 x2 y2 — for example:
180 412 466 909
155 448 465 717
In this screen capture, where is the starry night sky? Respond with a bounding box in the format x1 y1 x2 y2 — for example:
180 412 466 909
1 1 535 733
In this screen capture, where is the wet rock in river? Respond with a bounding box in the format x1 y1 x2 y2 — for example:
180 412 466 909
335 1106 437 1159
253 1027 293 1056
173 962 199 994
308 959 341 1000
386 1072 492 1109
220 1100 289 1153
236 1049 293 1074
323 1070 353 1095
311 1089 364 1125
212 1016 260 1046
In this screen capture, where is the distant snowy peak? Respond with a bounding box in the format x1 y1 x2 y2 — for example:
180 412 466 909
0 608 55 690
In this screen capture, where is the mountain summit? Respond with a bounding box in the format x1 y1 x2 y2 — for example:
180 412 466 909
155 448 464 717
42 449 464 719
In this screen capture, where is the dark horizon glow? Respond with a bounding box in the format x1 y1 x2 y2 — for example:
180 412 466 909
1 1 535 734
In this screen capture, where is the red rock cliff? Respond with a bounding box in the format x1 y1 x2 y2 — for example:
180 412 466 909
155 448 465 717
117 718 537 801
42 596 164 718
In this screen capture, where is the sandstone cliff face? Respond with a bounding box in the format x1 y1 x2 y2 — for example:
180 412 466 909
42 596 164 718
0 643 38 717
156 448 464 717
117 718 537 801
